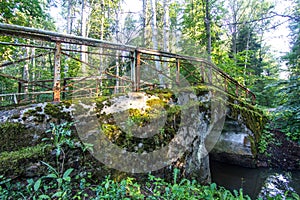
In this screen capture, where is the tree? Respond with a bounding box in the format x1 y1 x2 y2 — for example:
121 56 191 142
0 0 55 103
181 0 225 60
0 0 54 28
274 0 300 141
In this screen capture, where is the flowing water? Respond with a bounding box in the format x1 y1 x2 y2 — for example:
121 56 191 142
210 160 300 199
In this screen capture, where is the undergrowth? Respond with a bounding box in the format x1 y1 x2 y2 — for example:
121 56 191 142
0 168 253 200
1 122 299 199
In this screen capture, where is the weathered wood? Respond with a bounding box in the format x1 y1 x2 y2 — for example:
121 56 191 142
0 23 136 52
0 91 53 97
0 41 55 50
135 50 141 91
0 23 256 104
53 42 61 102
176 58 180 84
0 52 52 68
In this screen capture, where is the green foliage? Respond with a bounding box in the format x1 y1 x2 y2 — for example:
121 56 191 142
0 168 254 200
272 0 300 143
1 121 299 199
44 122 74 156
0 0 54 28
31 162 74 199
258 123 275 154
181 0 225 58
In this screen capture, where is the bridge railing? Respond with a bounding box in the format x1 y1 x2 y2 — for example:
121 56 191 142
0 23 255 106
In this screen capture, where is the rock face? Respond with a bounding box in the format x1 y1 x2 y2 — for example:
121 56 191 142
0 88 265 182
72 91 215 184
0 102 73 131
210 118 257 168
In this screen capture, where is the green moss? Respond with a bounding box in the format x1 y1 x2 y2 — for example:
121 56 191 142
36 106 43 112
61 100 72 108
0 143 46 162
0 143 47 176
44 103 72 122
102 124 122 141
24 108 38 116
146 98 166 108
33 113 46 122
227 100 267 156
0 122 44 153
95 96 110 111
11 114 21 119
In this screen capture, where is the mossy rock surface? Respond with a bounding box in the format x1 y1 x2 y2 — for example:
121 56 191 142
0 144 48 177
0 122 45 153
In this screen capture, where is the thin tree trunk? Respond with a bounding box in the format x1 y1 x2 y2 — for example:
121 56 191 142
115 4 121 93
150 0 158 50
99 0 105 94
244 28 251 83
230 0 238 77
81 0 88 75
142 0 149 47
150 0 163 85
163 0 170 82
31 47 35 99
204 0 211 61
67 0 72 34
23 46 30 100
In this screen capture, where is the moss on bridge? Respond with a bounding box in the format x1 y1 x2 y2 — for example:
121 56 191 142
0 85 267 178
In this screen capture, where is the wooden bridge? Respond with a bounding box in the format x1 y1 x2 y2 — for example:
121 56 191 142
0 23 255 106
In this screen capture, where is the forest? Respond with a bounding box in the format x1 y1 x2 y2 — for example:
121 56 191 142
0 0 299 199
0 0 299 141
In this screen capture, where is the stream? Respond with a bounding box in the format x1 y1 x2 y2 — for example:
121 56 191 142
210 160 300 199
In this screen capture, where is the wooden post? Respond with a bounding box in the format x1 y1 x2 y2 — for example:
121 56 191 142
200 65 205 83
252 94 256 105
224 78 228 92
131 51 135 91
53 41 61 102
18 82 22 103
135 50 141 91
176 58 180 84
62 78 67 100
208 64 212 84
96 78 99 96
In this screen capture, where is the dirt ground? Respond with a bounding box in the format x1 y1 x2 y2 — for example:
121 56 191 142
257 130 300 170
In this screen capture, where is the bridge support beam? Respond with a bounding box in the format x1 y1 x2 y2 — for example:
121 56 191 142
53 41 61 102
134 50 141 91
176 58 180 84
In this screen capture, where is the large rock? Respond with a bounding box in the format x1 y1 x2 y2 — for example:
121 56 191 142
210 118 257 168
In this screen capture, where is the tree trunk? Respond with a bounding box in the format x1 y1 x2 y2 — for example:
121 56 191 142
66 0 72 34
81 0 88 75
163 0 170 81
115 3 121 93
142 0 148 47
163 0 170 52
230 0 238 77
150 0 163 85
99 0 105 94
31 47 35 99
204 0 211 61
23 46 30 100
